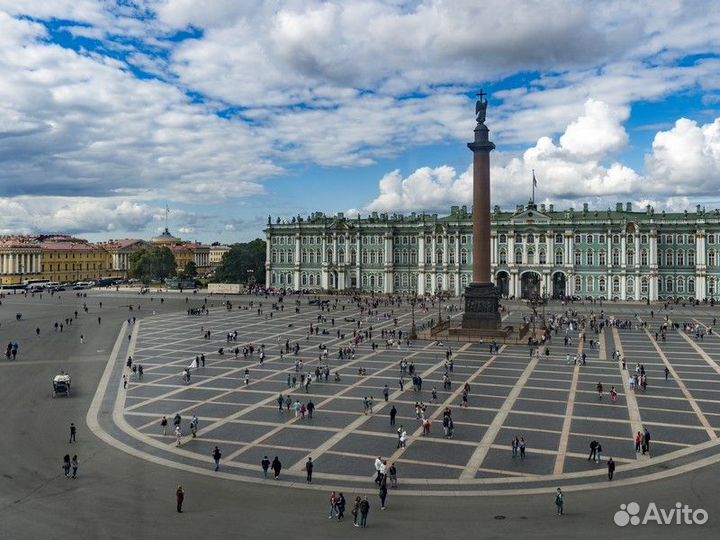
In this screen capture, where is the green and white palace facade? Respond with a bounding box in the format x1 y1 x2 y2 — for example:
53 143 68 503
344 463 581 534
265 201 720 302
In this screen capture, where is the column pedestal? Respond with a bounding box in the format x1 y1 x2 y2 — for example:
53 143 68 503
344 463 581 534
462 282 501 329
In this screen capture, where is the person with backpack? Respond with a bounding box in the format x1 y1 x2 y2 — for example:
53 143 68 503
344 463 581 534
271 456 282 479
336 492 346 521
261 456 270 478
212 446 221 471
351 496 361 526
359 497 370 528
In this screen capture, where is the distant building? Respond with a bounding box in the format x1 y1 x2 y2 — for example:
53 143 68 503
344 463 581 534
100 239 150 278
265 202 720 302
39 236 111 284
209 245 230 267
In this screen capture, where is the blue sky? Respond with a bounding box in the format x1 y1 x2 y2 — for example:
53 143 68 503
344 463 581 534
0 1 719 243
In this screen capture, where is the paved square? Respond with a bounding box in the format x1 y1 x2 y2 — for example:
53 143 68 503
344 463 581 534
97 295 720 493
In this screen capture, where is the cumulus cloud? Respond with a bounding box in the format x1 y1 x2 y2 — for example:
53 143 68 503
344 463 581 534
0 197 158 235
358 99 720 214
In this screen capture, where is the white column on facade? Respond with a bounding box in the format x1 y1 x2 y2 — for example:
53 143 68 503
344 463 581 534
620 275 627 300
548 232 555 268
294 233 301 290
490 234 496 265
507 232 514 268
384 232 393 294
417 234 425 295
356 235 361 290
455 233 461 296
621 235 627 269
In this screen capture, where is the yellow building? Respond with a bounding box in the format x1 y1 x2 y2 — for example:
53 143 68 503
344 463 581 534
209 245 230 267
40 238 111 283
100 239 149 278
0 238 43 285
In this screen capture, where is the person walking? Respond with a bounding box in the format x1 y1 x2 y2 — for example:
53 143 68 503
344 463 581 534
588 440 598 461
161 416 168 435
212 446 222 471
307 400 315 419
352 496 361 527
271 456 282 479
635 431 642 453
519 437 526 459
359 496 370 528
383 384 389 402
175 426 182 446
62 454 71 478
643 427 651 455
328 491 338 519
71 455 78 478
190 415 199 438
555 488 565 516
389 405 397 426
337 492 346 521
607 457 615 480
379 481 387 510
69 423 76 443
176 485 185 513
305 457 314 483
388 463 397 488
261 456 270 478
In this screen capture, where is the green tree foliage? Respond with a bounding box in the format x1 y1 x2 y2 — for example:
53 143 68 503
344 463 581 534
128 247 177 283
214 239 266 284
182 260 198 278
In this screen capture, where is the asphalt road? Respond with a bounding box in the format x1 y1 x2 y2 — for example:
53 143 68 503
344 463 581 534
0 291 718 540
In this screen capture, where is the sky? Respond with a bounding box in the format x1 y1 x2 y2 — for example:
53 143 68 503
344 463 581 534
0 1 719 244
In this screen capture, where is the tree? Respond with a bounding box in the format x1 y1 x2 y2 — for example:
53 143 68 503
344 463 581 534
182 261 197 278
129 247 177 284
214 239 266 284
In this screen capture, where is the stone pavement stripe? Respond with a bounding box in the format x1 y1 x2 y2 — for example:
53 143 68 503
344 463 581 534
552 333 586 474
460 351 541 480
207 339 434 461
643 327 718 440
385 343 499 466
611 327 648 461
286 339 463 470
676 329 720 376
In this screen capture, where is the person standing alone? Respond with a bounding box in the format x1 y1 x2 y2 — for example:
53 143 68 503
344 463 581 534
69 423 76 443
176 485 185 513
305 457 314 483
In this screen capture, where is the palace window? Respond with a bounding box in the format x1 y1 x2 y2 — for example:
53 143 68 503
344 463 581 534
599 234 606 244
338 250 345 264
410 251 417 264
515 250 523 264
436 250 443 264
527 249 535 265
665 276 674 293
613 235 619 244
627 250 634 266
462 250 469 264
394 252 401 264
709 251 716 266
498 234 506 244
574 276 582 293
677 277 685 293
587 250 594 266
665 251 673 266
709 234 716 244
587 276 595 292
555 234 563 243
587 234 594 244
627 277 635 294
689 278 695 293
425 252 432 264
599 277 606 293
688 251 695 266
539 250 546 265
461 235 468 244
539 234 546 243
599 252 606 266
612 249 620 265
641 234 648 243
641 249 648 266
527 233 535 243
555 249 563 265
449 250 455 264
612 277 620 294
677 251 684 266
574 234 581 244
574 251 581 265
515 234 523 243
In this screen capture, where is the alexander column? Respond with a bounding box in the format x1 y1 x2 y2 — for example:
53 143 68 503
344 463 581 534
462 91 501 330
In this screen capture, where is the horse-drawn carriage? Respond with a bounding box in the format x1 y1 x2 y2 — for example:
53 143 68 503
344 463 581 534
52 373 71 397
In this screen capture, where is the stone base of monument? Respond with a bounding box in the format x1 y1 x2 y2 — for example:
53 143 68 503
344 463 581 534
460 282 502 329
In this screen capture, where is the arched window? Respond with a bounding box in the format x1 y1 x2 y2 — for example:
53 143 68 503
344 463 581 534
709 251 716 266
436 250 443 264
688 250 695 266
403 251 409 264
499 234 507 243
599 251 606 266
271 252 277 263
641 249 648 266
555 249 563 265
362 251 368 264
555 234 563 243
308 274 314 286
627 250 634 265
587 249 594 266
461 250 469 264
665 276 674 293
677 277 685 293
574 276 582 293
327 249 333 263
612 249 620 265
599 277 606 293
425 251 432 264
627 277 635 294
338 249 345 264
301 273 307 286
461 274 468 287
539 234 546 243
612 277 620 294
515 249 523 264
362 275 368 286
527 233 535 243
665 250 673 266
410 251 417 264
587 276 595 292
574 251 581 265
527 249 535 265
449 250 455 264
279 252 285 264
370 251 376 265
689 277 695 293
425 274 432 289
613 235 619 244
402 274 408 287
394 251 400 264
370 275 376 288
515 234 523 243
437 275 443 290
641 277 648 294
676 251 684 266
539 250 546 265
